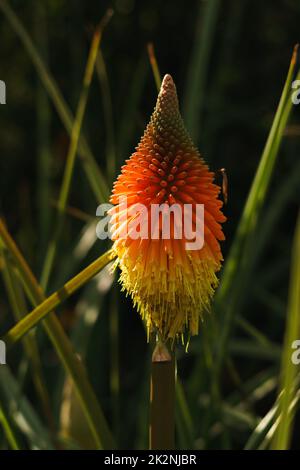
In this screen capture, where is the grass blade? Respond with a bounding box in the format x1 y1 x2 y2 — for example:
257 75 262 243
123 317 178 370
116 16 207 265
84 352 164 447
271 214 300 449
0 245 54 431
147 43 161 91
4 249 114 346
0 403 21 450
183 0 221 142
117 55 148 161
0 366 53 449
40 24 103 290
175 379 195 449
245 377 300 450
0 219 115 449
214 45 300 375
96 50 116 183
35 2 51 258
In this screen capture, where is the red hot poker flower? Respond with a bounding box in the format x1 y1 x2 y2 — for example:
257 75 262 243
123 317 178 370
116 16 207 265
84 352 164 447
110 74 226 342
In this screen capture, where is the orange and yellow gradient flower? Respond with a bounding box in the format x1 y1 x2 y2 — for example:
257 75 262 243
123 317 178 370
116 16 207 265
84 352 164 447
110 74 226 342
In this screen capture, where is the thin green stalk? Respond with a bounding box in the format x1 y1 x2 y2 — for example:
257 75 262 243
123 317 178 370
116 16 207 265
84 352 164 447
0 0 110 203
147 43 162 91
0 365 54 449
117 55 148 161
35 2 51 258
175 379 194 449
0 219 115 449
235 316 278 350
150 341 175 450
96 50 116 183
109 284 120 441
96 50 118 444
248 156 300 276
50 200 94 223
4 249 114 346
245 377 300 450
0 404 21 450
271 214 300 449
58 28 102 213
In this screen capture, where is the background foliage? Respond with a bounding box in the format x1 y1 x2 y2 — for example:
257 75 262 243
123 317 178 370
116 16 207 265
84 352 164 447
0 0 299 450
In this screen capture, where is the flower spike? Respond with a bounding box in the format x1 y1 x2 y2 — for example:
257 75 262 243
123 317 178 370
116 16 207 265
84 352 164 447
110 74 226 342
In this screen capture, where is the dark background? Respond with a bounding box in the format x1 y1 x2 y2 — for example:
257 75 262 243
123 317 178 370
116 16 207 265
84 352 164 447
0 0 299 450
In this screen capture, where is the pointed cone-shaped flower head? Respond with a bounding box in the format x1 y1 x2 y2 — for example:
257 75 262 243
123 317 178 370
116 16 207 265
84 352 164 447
110 74 226 342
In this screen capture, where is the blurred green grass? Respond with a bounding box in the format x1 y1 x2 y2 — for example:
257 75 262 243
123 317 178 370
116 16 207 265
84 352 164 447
0 0 300 450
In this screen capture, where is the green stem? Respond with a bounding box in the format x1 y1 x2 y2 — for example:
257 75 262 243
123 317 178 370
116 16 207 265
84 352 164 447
147 43 162 91
109 284 120 441
271 213 300 449
96 50 116 183
0 404 21 450
150 341 175 450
